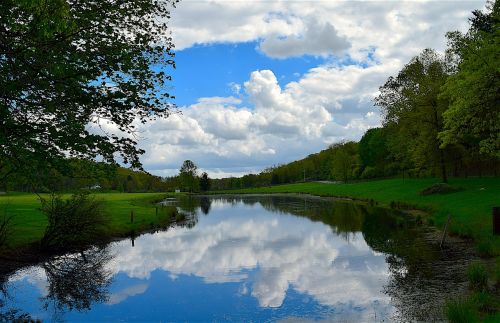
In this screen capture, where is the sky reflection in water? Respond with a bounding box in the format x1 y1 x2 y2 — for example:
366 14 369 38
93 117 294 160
4 197 402 322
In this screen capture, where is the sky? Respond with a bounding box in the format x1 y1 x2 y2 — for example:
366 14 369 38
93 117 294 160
133 0 485 178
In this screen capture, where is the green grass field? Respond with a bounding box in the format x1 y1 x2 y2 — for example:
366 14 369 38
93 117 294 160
0 192 175 248
222 177 500 255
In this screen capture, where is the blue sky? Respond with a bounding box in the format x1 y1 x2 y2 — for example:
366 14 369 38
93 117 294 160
172 41 327 107
122 0 485 178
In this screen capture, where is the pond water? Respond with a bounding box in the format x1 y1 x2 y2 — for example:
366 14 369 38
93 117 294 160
0 195 474 322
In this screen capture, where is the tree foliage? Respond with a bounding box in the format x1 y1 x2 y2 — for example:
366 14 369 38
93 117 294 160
179 160 198 192
330 141 359 183
439 1 500 158
0 0 177 182
359 128 388 168
375 49 452 182
199 172 211 192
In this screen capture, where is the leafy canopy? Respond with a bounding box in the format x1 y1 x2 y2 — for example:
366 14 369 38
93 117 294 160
375 49 451 182
0 0 177 181
439 0 500 158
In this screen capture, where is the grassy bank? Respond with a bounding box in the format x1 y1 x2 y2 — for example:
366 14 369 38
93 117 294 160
221 177 500 255
0 192 176 249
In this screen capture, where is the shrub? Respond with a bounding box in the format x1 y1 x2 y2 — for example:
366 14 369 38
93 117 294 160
476 239 494 258
467 263 488 291
446 298 477 323
40 193 108 250
470 291 495 313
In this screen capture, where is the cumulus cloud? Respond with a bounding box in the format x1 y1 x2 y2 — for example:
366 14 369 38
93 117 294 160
136 64 394 176
171 1 481 60
259 19 351 58
138 0 485 176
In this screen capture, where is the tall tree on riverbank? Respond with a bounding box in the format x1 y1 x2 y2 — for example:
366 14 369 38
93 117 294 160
439 0 500 159
375 49 451 182
199 172 211 192
0 0 177 184
331 141 359 183
179 160 199 192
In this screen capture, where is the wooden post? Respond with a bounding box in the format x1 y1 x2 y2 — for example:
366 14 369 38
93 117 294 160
440 214 451 248
156 207 158 217
493 207 500 235
130 210 134 223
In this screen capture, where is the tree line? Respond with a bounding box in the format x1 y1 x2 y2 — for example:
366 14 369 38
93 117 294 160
211 2 499 190
0 158 169 193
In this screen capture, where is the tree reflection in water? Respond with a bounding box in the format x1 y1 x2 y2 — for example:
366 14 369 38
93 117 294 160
41 246 113 318
199 197 211 215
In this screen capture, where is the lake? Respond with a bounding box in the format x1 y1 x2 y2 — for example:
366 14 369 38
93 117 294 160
0 195 474 322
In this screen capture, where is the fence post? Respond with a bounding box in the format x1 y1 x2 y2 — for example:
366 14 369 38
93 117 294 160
130 210 134 223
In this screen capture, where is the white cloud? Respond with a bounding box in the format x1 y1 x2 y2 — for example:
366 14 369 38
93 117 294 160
136 0 485 177
259 19 351 58
171 0 482 60
137 64 390 176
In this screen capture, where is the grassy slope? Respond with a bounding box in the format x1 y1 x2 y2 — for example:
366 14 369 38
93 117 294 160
224 177 500 254
0 192 174 248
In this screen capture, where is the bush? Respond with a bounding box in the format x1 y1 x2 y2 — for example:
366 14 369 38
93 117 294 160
476 239 494 258
467 263 488 291
446 298 477 323
40 193 108 250
420 183 461 195
470 291 496 313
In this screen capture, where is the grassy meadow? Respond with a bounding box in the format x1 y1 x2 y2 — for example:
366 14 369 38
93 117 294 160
0 192 175 248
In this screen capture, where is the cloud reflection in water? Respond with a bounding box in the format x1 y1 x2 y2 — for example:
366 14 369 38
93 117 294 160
107 199 392 313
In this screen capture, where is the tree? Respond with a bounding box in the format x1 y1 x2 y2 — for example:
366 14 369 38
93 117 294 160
331 141 359 183
179 160 198 192
375 49 452 182
359 128 388 169
0 0 177 183
199 172 211 192
439 1 500 158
